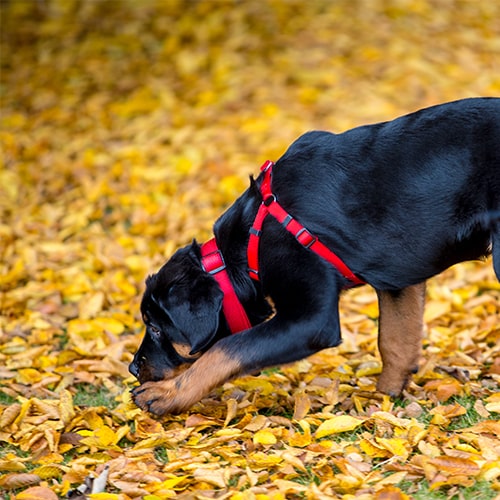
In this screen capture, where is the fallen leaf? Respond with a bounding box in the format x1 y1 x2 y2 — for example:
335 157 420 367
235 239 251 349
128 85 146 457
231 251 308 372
316 415 364 438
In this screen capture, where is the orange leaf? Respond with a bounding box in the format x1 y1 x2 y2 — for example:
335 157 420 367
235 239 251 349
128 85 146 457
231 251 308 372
424 378 463 402
292 391 311 420
428 456 480 476
375 485 410 500
14 486 58 500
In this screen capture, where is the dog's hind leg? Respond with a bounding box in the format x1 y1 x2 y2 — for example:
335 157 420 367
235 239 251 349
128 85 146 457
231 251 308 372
376 282 426 396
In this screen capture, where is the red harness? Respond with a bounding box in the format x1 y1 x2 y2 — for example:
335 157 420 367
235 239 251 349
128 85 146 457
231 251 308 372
200 238 252 333
201 160 364 333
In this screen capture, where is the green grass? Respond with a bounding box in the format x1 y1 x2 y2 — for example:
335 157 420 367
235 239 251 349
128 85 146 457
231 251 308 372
72 383 119 409
446 395 488 430
0 391 17 405
291 465 321 487
398 479 497 500
154 447 169 464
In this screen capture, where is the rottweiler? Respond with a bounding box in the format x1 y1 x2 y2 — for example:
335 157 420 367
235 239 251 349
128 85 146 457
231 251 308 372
130 97 500 415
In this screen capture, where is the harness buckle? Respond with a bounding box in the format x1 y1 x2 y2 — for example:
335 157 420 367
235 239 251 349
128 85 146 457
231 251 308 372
263 194 276 207
201 249 226 275
248 268 259 279
295 228 317 249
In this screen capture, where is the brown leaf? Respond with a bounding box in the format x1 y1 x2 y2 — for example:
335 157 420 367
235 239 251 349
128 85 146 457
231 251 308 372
292 391 311 420
0 473 41 489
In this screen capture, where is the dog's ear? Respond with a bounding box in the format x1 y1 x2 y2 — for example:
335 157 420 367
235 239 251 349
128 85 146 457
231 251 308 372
161 276 224 355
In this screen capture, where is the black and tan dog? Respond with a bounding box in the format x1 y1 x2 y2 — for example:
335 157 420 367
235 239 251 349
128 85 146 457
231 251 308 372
130 97 500 415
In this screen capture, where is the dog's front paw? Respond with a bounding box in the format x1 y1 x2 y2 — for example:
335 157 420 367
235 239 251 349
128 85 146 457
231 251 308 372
131 379 193 415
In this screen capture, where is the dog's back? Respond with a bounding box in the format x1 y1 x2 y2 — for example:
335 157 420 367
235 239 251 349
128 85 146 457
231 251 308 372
272 98 500 288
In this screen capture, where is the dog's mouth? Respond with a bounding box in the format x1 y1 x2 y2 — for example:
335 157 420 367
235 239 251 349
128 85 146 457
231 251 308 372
131 361 192 384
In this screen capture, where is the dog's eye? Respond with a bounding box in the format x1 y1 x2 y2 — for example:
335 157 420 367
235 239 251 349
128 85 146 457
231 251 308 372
149 325 161 338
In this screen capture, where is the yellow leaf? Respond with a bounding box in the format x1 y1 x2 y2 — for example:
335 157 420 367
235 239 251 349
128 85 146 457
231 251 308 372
154 475 188 490
92 317 125 335
78 292 105 319
418 440 441 458
485 392 500 403
59 389 75 426
360 438 390 458
233 377 276 396
374 437 410 460
253 429 277 445
16 368 43 384
288 430 312 448
424 300 451 322
31 465 64 479
481 461 500 481
315 415 364 438
79 426 119 449
224 398 238 428
0 454 26 473
484 392 500 413
370 411 412 429
249 452 283 469
281 451 307 472
356 360 382 377
0 403 22 428
81 410 104 430
192 468 226 488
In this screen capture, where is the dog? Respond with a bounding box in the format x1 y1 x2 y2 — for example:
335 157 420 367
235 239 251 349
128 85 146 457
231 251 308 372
130 97 500 415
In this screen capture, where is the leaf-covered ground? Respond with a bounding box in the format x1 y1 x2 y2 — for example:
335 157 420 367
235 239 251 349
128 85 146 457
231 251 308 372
1 1 499 499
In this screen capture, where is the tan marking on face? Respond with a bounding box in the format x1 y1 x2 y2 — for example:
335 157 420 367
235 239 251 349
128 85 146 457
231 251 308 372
171 342 202 360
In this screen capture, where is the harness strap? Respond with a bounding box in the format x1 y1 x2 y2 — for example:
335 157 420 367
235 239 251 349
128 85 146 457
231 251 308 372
248 161 364 286
201 160 363 335
201 238 252 333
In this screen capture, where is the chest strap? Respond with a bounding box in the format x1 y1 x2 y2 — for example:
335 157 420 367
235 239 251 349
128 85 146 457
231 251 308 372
247 160 364 286
201 238 252 333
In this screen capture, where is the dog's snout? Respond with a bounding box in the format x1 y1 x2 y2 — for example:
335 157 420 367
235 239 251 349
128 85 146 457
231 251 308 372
129 358 140 378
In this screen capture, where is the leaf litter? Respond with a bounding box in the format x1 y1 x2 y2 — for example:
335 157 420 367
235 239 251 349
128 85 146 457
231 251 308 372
1 1 499 499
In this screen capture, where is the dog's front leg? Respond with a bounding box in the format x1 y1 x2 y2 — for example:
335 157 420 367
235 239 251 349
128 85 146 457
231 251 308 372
132 310 341 415
131 345 244 415
376 282 426 396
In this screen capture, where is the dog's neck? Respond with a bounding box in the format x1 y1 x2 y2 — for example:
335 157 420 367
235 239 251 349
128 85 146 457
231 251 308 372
212 183 273 326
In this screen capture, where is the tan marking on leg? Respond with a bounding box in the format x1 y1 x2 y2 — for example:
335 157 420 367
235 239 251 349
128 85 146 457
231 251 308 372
376 282 426 396
137 361 191 384
132 347 242 415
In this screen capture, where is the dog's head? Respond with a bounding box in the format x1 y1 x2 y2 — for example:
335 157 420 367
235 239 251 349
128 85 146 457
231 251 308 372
129 242 224 383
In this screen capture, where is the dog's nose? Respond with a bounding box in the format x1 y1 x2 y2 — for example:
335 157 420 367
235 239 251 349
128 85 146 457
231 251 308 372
129 360 139 378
